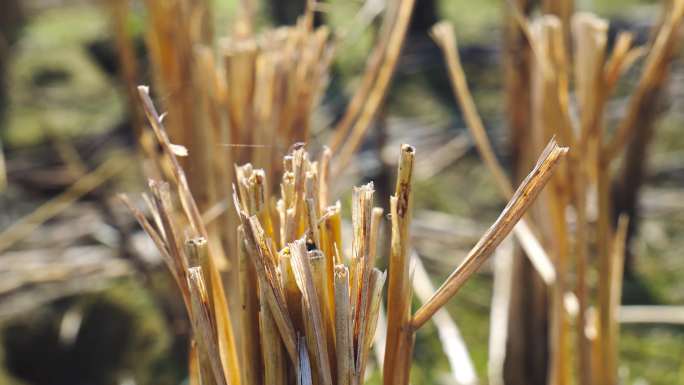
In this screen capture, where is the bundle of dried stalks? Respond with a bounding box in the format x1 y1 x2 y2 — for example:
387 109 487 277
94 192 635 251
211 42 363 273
430 1 684 383
233 144 390 385
125 84 565 384
125 88 393 385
